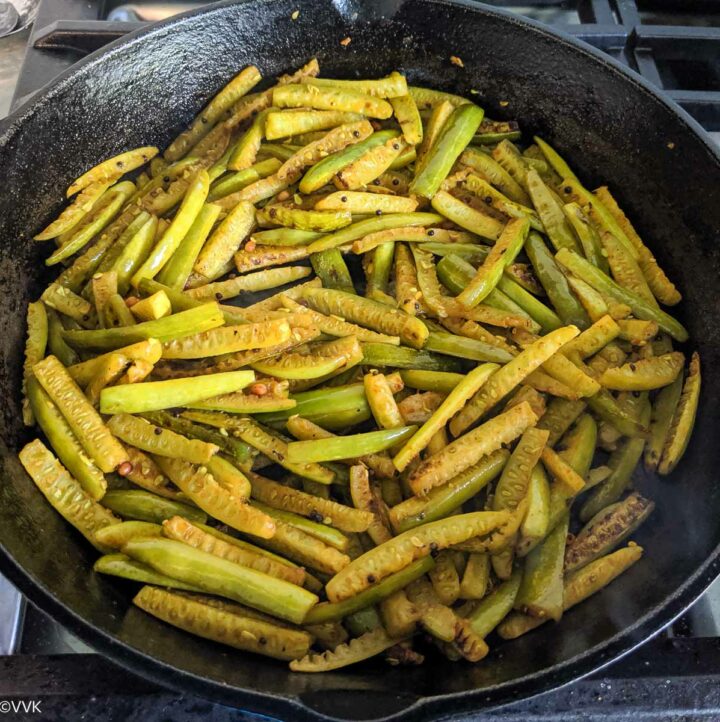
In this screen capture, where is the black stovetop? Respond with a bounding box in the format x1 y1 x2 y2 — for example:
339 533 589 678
2 0 720 719
14 0 720 129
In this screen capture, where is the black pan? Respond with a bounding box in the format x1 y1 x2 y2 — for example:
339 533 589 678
1 1 719 719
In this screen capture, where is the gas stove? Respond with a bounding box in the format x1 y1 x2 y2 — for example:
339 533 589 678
1 0 720 719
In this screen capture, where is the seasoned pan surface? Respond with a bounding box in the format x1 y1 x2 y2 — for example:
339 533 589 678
1 1 719 719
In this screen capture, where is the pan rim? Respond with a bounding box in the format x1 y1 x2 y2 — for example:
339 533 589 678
1 0 719 718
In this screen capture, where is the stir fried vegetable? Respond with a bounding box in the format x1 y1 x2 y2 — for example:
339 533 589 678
17 61 698 672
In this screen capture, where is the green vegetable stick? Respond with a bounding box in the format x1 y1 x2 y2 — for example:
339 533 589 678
101 489 207 525
555 248 688 342
27 377 106 500
410 103 484 198
131 170 210 286
456 218 529 307
100 369 255 414
304 557 434 624
123 537 318 624
393 363 498 471
156 203 221 290
307 212 442 254
287 426 417 463
63 303 225 350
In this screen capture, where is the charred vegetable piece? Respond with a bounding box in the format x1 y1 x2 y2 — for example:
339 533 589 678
467 567 523 637
325 509 511 602
140 410 253 468
430 190 504 240
290 627 398 672
429 550 461 605
565 492 653 572
390 450 508 533
498 544 643 639
335 137 409 190
193 201 255 280
404 577 457 642
41 283 96 328
580 394 651 522
456 217 529 307
131 171 210 286
162 320 291 359
94 553 202 590
188 266 312 302
35 181 112 241
541 447 586 495
514 512 569 621
307 212 442 254
399 369 464 394
562 202 608 272
47 183 135 265
526 170 579 253
67 147 157 197
286 416 396 478
410 402 537 496
273 84 393 119
134 586 312 661
304 557 433 624
524 233 589 329
164 65 262 161
349 464 393 545
280 296 398 344
228 417 335 484
458 552 490 600
298 129 398 193
188 393 296 414
247 512 350 576
364 372 405 430
27 377 107 500
252 336 361 381
380 591 420 639
659 352 700 475
22 302 48 426
303 72 407 98
265 109 364 140
95 521 163 548
599 352 684 392
257 205 352 232
594 186 681 306
492 426 549 574
256 375 401 429
252 500 349 551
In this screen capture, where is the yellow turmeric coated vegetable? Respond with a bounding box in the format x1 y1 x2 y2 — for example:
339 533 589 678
325 510 511 602
409 401 538 495
18 61 699 674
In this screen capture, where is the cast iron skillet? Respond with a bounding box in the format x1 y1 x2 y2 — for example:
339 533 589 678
1 0 719 719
